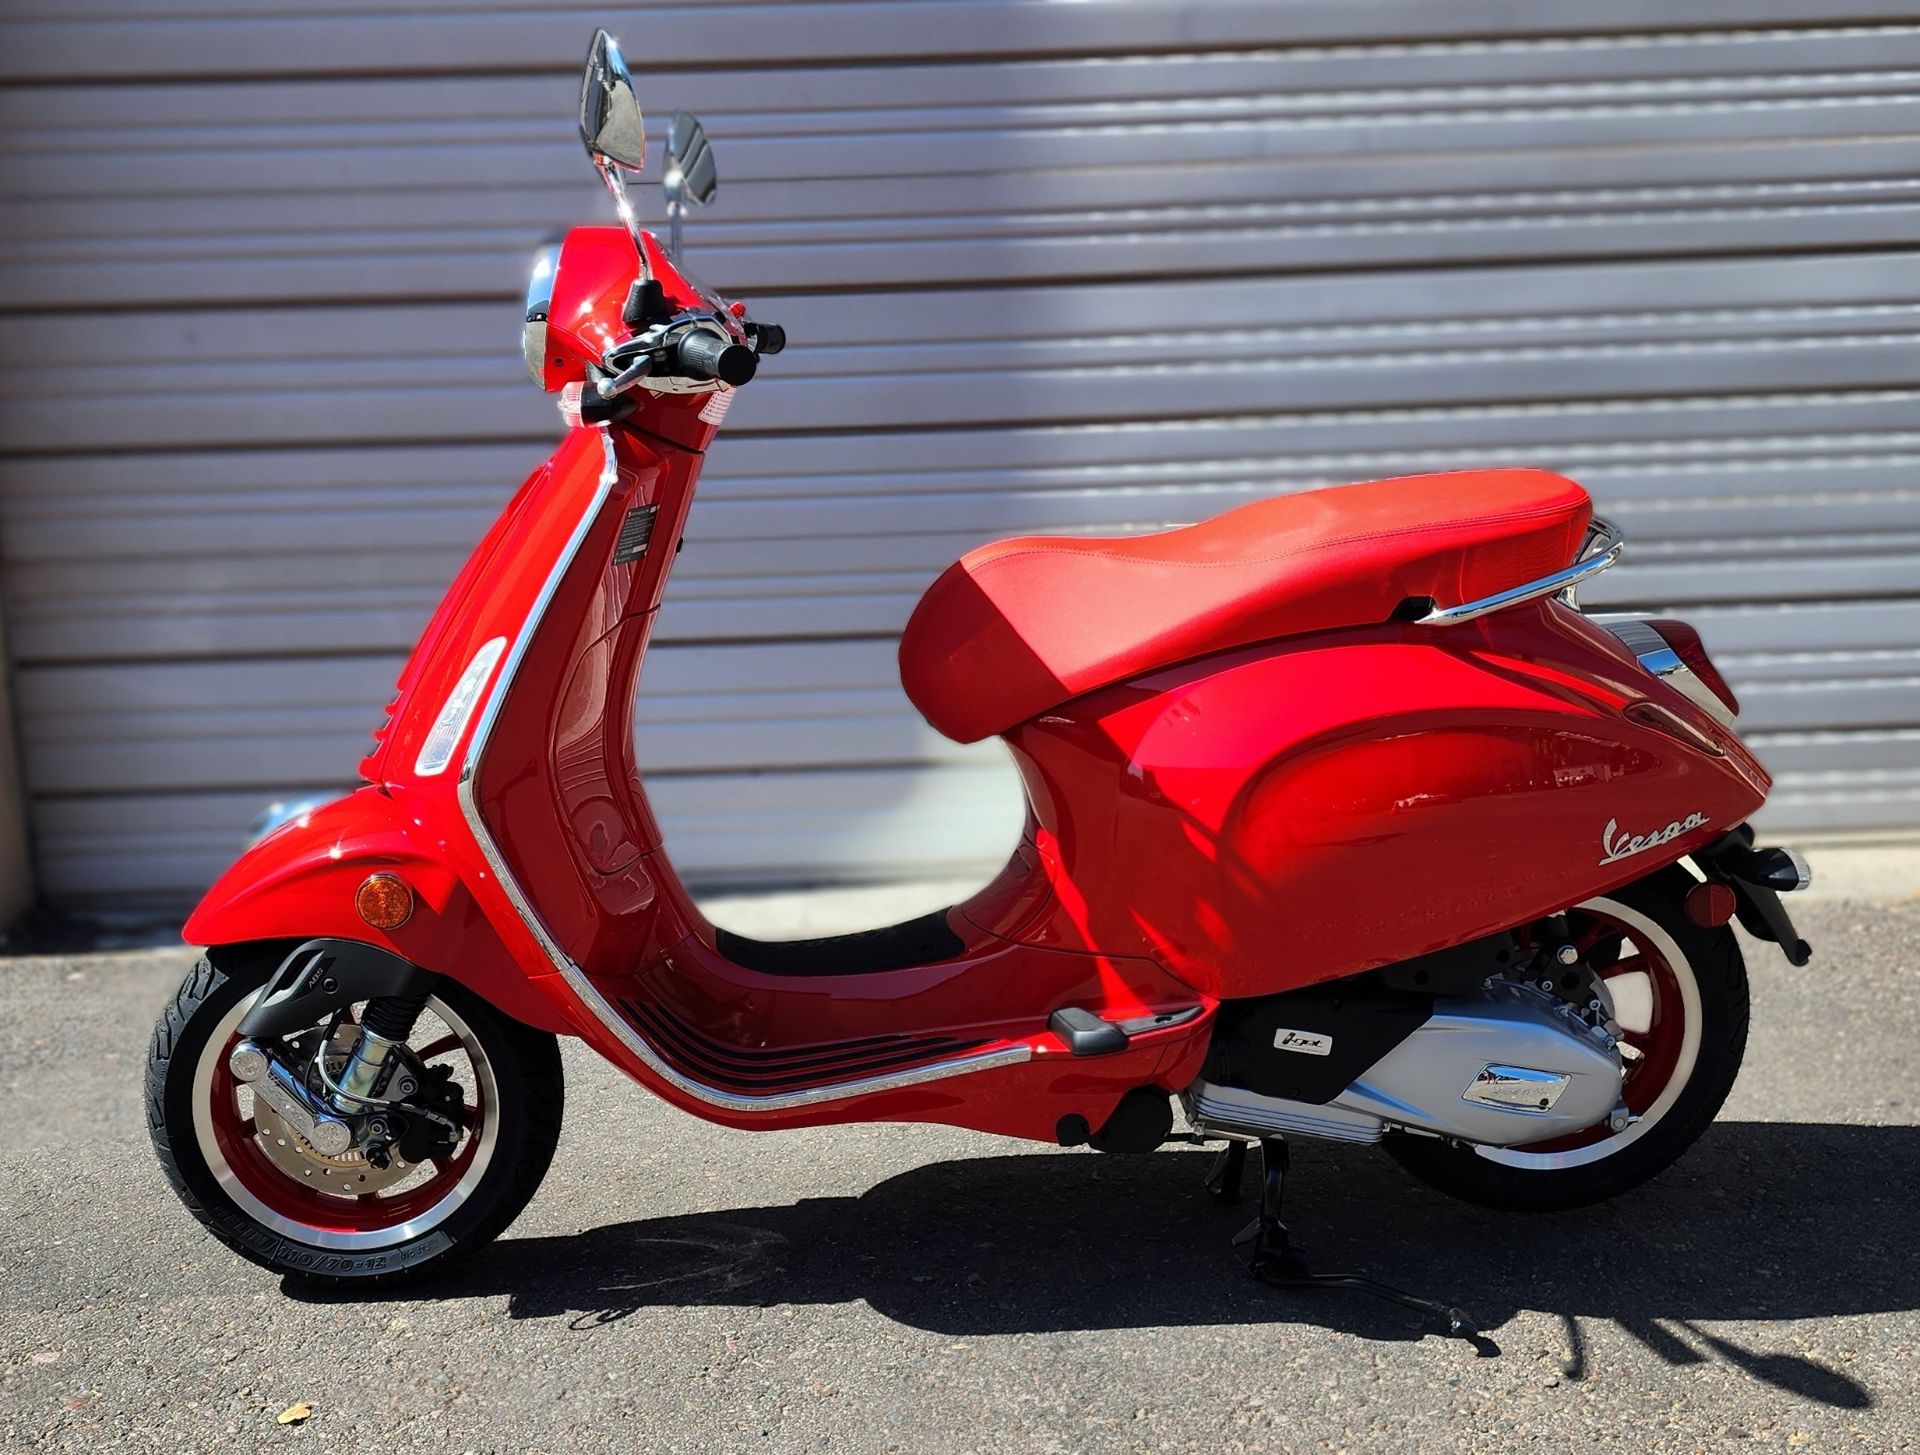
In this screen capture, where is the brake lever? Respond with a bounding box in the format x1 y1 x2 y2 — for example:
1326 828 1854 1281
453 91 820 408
596 309 749 400
596 354 654 398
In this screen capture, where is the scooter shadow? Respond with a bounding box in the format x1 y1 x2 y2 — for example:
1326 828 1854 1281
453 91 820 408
332 1121 1914 1405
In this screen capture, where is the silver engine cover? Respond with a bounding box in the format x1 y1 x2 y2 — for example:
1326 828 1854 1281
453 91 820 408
1186 988 1623 1148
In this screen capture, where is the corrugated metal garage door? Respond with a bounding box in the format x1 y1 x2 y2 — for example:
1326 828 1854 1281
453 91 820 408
4 4 1919 905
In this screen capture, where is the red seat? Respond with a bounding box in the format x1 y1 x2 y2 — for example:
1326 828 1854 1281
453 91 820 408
900 468 1592 743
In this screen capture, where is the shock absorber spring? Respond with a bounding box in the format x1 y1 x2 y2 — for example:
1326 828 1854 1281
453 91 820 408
329 991 431 1109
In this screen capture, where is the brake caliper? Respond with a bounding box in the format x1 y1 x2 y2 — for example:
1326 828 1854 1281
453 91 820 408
363 1061 466 1171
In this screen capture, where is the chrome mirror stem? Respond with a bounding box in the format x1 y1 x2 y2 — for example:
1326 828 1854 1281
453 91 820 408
580 30 652 274
664 177 686 259
663 110 717 260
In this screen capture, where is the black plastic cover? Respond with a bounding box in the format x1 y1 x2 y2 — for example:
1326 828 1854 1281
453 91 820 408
1088 1087 1174 1152
1694 826 1813 965
1048 1006 1131 1056
1207 982 1433 1105
237 938 437 1040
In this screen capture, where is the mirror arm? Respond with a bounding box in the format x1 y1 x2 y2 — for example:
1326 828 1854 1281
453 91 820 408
662 168 686 259
594 162 654 282
580 30 653 279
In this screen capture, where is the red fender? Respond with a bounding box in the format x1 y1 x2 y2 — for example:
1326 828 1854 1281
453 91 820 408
182 787 577 1035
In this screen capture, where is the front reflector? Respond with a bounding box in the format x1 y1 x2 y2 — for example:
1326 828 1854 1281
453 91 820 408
414 636 507 777
356 872 415 930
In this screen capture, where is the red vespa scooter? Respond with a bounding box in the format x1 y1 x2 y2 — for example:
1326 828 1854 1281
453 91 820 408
149 31 1813 1327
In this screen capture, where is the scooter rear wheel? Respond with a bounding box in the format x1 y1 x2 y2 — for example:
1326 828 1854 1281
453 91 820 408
1384 866 1748 1212
148 943 563 1284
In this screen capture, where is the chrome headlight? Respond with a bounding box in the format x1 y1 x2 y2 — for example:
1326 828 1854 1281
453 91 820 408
521 242 560 386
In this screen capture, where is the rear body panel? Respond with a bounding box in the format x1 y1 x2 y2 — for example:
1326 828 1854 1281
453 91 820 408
1000 600 1768 999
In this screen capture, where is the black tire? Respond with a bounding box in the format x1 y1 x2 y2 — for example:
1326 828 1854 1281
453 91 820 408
147 943 563 1285
1384 866 1748 1212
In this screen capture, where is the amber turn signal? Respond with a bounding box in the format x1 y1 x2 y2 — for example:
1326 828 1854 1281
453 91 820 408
355 872 414 930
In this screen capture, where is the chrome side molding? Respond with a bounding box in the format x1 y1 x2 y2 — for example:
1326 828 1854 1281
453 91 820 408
1416 516 1623 626
1603 616 1737 728
456 431 1033 1112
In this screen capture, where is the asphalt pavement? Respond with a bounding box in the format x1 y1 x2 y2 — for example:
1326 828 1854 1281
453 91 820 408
1 880 1916 1453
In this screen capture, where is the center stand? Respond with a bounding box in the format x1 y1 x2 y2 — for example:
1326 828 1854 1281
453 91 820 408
1207 1135 1485 1344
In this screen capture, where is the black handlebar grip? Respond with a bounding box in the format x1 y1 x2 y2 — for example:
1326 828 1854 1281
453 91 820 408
751 322 787 355
674 329 758 386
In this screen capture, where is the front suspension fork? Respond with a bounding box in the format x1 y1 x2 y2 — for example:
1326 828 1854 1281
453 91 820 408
328 992 431 1110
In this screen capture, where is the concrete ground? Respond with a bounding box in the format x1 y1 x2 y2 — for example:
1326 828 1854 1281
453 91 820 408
1 857 1916 1453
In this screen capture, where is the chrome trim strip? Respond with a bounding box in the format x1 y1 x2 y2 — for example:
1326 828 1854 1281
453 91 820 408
1186 1085 1386 1145
1416 516 1623 626
455 429 1031 1112
1604 617 1738 728
1604 617 1670 659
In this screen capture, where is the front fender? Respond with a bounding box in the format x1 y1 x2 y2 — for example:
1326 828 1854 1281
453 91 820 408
183 786 575 1034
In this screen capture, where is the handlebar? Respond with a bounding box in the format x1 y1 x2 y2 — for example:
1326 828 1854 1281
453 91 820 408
594 314 787 402
672 329 758 387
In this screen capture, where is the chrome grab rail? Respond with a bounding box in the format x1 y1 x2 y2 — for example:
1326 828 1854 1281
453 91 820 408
1415 516 1622 626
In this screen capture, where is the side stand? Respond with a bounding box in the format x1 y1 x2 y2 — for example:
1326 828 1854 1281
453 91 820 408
1218 1135 1484 1344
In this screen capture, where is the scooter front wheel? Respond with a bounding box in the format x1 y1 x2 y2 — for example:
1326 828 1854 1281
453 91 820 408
148 944 563 1284
1384 867 1748 1211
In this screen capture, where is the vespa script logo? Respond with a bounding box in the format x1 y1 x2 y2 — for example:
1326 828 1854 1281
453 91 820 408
1599 811 1709 867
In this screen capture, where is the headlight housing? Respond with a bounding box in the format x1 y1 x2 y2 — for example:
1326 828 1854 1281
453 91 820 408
521 243 560 385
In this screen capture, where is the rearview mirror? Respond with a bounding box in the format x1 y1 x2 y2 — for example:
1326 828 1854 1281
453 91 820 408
663 110 718 259
580 30 646 170
579 30 647 245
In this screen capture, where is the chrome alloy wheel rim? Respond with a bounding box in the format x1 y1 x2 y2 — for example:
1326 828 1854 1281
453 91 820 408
1474 894 1703 1172
192 992 500 1251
